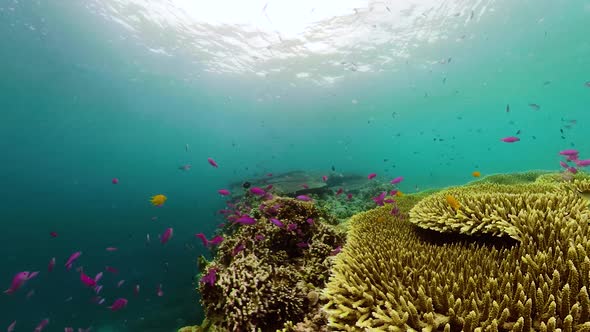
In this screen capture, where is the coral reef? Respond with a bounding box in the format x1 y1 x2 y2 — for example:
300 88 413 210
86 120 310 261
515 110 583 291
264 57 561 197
323 175 590 331
195 197 346 331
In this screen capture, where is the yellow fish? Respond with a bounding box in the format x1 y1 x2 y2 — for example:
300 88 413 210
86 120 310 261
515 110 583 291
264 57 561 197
150 194 167 207
377 216 387 223
396 190 404 197
472 171 481 177
446 195 461 210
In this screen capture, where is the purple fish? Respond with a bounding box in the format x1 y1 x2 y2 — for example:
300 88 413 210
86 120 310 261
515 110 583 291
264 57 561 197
3 271 30 294
195 233 208 246
296 195 312 201
270 218 284 228
384 199 395 204
367 173 377 180
372 192 386 206
209 235 224 245
501 136 520 143
207 158 218 168
94 272 103 283
330 246 342 256
391 206 400 216
80 271 97 287
235 215 256 225
296 242 309 248
560 161 569 168
217 189 230 196
94 285 103 294
27 271 40 280
65 251 82 270
34 318 49 332
306 218 314 225
48 257 56 272
567 167 578 174
249 187 266 196
65 328 74 332
108 298 128 311
255 234 265 241
200 268 217 286
390 176 404 184
575 159 590 167
232 243 245 256
160 227 173 244
287 223 298 231
7 320 16 332
559 149 579 156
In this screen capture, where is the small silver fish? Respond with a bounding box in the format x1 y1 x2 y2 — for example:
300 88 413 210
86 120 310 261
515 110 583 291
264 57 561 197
185 144 189 152
178 164 192 171
585 81 590 87
528 103 540 111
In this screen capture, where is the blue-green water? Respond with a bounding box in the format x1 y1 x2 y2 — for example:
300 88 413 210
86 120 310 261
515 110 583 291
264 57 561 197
1 0 589 331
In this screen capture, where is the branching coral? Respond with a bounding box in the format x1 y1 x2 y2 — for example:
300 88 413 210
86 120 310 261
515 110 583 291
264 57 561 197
196 197 346 331
323 181 590 331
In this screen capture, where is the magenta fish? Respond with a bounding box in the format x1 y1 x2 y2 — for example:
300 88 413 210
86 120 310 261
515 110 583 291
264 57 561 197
270 218 284 228
94 285 103 294
7 321 16 332
296 242 309 248
80 271 96 287
255 234 265 241
322 175 328 182
200 268 217 286
501 136 520 143
28 271 40 280
232 243 245 256
157 283 163 297
207 158 218 168
287 223 298 231
559 149 579 156
560 161 569 168
249 187 266 196
567 167 578 174
265 184 273 190
108 298 128 311
390 176 403 184
367 173 377 180
65 251 82 270
195 233 208 246
34 318 49 332
235 215 256 225
372 192 386 206
575 159 590 167
105 266 119 274
160 227 173 244
3 271 30 294
301 183 309 189
296 195 311 201
335 188 343 196
111 178 119 184
218 189 230 196
347 193 353 200
48 257 56 272
94 272 103 283
306 218 314 225
105 247 118 252
209 235 223 246
330 246 342 256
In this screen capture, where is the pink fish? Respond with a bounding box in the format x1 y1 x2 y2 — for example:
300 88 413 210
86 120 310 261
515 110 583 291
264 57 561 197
65 251 82 270
390 176 403 184
306 218 314 225
367 173 377 180
266 173 273 177
80 271 96 287
322 175 328 182
265 184 273 190
94 285 103 294
384 198 395 204
200 268 217 286
207 157 218 168
296 242 309 248
287 223 298 231
347 193 353 200
105 266 118 274
48 257 56 272
111 178 119 184
108 298 128 311
218 189 230 196
335 188 343 196
50 232 58 238
270 218 284 228
372 192 386 206
567 167 578 174
559 149 579 156
575 159 590 167
117 280 125 288
567 154 579 162
105 247 118 252
134 284 140 295
3 271 30 294
255 234 265 241
209 235 223 246
249 187 266 196
160 227 173 244
301 183 309 189
235 215 256 225
27 271 40 280
560 161 569 168
7 321 16 332
501 136 520 143
94 272 103 283
330 246 342 256
232 243 245 256
156 283 163 297
195 233 208 246
296 195 312 201
34 318 49 332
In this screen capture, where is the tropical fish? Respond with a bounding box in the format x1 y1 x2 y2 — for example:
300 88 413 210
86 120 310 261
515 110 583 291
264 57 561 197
301 183 309 189
322 175 328 182
472 171 481 177
111 178 119 184
296 242 309 248
255 234 265 241
178 164 191 171
232 243 245 256
160 228 173 244
567 167 578 174
209 235 223 246
7 321 15 332
347 193 353 200
65 328 74 332
48 258 56 272
150 194 167 207
50 232 58 238
559 149 579 156
372 192 386 206
501 136 520 143
117 280 125 288
105 266 118 274
249 187 266 196
446 195 461 210
396 191 404 197
33 318 49 332
265 184 273 190
80 271 97 287
330 246 342 256
200 268 217 286
306 218 314 225
367 173 377 180
108 298 128 311
335 188 343 195
94 285 103 294
134 284 140 295
296 195 312 201
4 271 30 294
270 218 284 228
575 159 590 167
156 284 164 297
560 161 569 168
287 223 298 231
207 158 218 168
94 272 103 283
105 247 117 252
218 189 230 196
390 176 403 184
528 103 540 110
235 215 256 225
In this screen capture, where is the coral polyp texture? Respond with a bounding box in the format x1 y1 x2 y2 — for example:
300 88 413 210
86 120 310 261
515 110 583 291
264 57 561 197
323 176 590 331
196 196 345 331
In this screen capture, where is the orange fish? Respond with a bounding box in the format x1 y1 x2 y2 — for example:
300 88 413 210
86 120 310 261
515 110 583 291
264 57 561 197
446 195 461 210
150 194 167 207
396 191 404 197
472 171 481 177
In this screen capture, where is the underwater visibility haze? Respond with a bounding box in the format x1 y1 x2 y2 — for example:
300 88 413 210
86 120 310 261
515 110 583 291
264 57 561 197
1 0 590 331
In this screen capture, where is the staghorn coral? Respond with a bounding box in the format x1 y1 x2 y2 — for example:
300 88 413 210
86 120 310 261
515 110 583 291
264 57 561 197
196 196 345 331
323 181 590 331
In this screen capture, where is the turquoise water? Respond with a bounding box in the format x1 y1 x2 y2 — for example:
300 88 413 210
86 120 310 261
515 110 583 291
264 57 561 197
1 0 589 331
